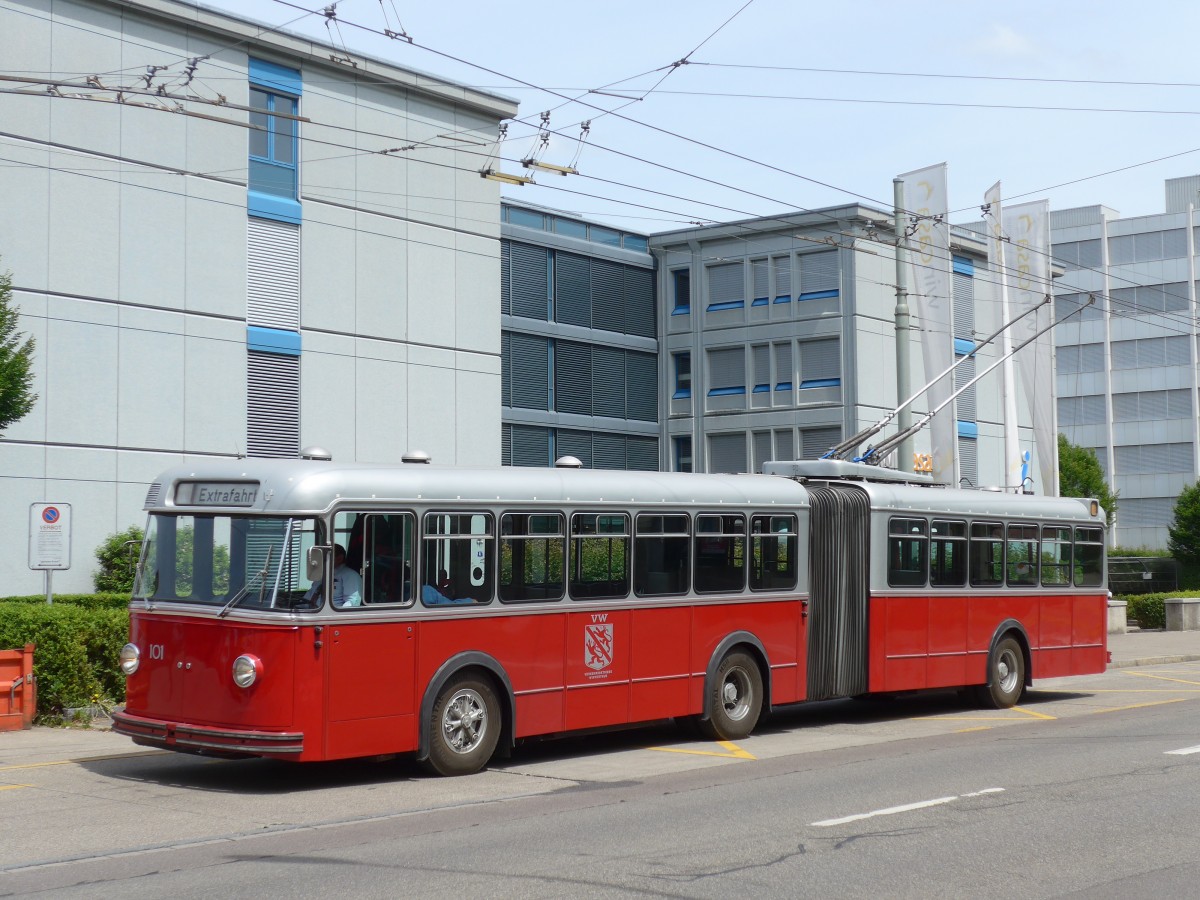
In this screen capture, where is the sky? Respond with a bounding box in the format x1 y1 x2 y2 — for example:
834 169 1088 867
202 0 1200 233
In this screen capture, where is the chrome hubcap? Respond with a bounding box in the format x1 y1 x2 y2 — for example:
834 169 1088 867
997 650 1018 694
442 688 488 754
722 668 751 721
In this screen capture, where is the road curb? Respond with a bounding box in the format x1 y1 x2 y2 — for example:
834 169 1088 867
1108 655 1200 669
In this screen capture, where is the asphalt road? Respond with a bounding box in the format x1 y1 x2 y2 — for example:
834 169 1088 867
3 661 1200 898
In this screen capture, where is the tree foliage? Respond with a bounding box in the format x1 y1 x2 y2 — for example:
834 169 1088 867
1057 433 1117 526
93 526 145 593
0 262 37 435
1167 482 1200 567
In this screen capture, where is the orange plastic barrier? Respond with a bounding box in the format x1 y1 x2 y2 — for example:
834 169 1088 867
0 644 36 731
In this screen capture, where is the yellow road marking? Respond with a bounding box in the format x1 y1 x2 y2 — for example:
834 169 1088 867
1090 698 1188 715
1123 671 1200 687
955 726 992 733
0 784 32 791
0 750 170 773
650 740 756 760
1085 689 1200 693
1012 706 1056 720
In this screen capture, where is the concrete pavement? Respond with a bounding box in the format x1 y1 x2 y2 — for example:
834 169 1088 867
1 629 1196 767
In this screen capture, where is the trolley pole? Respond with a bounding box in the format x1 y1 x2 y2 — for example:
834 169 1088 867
893 178 914 470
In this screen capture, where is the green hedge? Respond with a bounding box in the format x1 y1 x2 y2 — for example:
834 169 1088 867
1 593 131 610
0 602 128 715
1118 594 1168 630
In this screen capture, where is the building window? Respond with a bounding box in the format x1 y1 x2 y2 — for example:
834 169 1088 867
674 436 693 472
707 347 746 396
707 262 745 311
249 87 298 199
672 269 691 314
673 352 692 399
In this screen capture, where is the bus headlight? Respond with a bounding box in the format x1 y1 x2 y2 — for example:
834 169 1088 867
119 643 140 675
232 654 261 688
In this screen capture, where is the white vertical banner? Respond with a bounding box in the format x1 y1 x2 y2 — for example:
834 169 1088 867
899 163 956 485
1003 199 1057 495
986 182 1023 492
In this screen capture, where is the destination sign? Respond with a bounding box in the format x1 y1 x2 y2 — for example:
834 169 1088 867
175 482 260 507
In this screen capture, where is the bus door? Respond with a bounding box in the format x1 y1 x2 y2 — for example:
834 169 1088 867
324 511 418 758
806 485 870 701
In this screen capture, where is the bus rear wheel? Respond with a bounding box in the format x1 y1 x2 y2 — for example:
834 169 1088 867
425 676 500 776
975 636 1025 709
698 651 763 741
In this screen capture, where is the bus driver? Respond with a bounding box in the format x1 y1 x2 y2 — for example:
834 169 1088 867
305 544 362 608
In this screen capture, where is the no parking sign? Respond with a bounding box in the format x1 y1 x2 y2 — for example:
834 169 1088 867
28 503 72 570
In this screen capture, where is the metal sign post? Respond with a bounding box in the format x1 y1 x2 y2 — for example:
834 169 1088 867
28 503 72 604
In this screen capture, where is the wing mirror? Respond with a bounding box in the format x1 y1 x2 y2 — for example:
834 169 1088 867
307 545 330 582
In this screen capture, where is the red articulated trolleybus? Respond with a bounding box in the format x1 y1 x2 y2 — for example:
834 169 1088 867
112 455 1109 775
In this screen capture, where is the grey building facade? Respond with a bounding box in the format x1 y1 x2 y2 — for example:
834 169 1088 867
0 0 516 593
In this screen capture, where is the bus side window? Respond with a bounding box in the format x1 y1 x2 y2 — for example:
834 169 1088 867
694 514 745 594
500 512 565 603
362 513 415 606
421 512 494 606
888 517 927 587
930 520 966 587
634 514 690 597
1074 527 1104 586
1041 526 1072 586
1006 524 1038 586
570 513 630 600
970 521 1003 587
749 515 797 591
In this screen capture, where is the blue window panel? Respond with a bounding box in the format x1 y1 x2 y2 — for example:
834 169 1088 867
957 420 979 438
249 58 302 96
775 381 793 391
507 207 545 229
623 234 649 252
673 352 691 399
248 191 302 224
672 389 691 399
952 256 974 277
247 325 301 356
752 297 769 306
554 217 588 239
708 386 747 396
772 295 791 304
799 378 840 389
672 269 691 314
707 300 745 312
954 338 976 356
591 225 621 247
753 383 770 393
798 289 839 301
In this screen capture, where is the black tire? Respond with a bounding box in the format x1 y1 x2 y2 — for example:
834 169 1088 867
424 676 501 776
697 650 763 740
975 635 1025 709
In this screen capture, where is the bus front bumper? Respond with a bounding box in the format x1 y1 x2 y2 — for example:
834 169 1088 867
111 709 305 758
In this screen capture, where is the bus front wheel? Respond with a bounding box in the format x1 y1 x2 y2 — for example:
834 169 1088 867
425 676 501 776
975 636 1025 709
699 651 763 741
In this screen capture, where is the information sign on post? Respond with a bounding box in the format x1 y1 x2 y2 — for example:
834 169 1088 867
29 503 72 604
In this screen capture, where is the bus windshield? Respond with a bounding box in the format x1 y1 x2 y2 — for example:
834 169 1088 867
133 514 320 611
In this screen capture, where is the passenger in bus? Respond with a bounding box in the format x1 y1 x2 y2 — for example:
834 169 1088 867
305 544 362 608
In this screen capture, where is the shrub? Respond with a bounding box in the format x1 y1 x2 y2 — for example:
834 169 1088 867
93 525 144 593
1119 593 1168 630
1 593 131 610
0 602 128 716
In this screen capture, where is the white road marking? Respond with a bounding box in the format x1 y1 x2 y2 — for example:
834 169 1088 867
1165 744 1200 756
811 788 1005 828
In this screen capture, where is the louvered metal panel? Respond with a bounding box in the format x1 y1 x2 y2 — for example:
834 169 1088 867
752 431 772 473
247 219 300 329
1081 343 1106 372
707 433 747 473
555 252 591 327
707 347 745 393
592 432 626 470
591 259 624 333
1111 340 1138 369
501 332 511 407
500 241 511 316
1080 395 1106 424
623 266 656 337
1168 389 1192 418
1139 337 1166 368
1121 497 1176 526
556 429 593 468
751 258 769 302
801 426 841 459
773 255 792 300
806 484 869 701
501 423 511 465
1057 397 1076 427
1171 442 1195 472
1140 391 1168 421
953 271 974 339
800 251 838 294
510 333 549 409
1058 345 1080 375
625 351 657 421
752 344 770 390
774 429 794 461
554 340 592 415
1165 281 1189 312
510 243 549 320
592 345 626 418
246 351 300 458
774 341 793 388
626 436 659 471
707 262 744 305
958 435 978 486
800 338 840 381
954 356 977 421
1112 393 1139 422
511 425 550 467
1166 335 1190 366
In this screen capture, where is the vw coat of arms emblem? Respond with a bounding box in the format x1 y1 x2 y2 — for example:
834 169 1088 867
584 622 613 671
